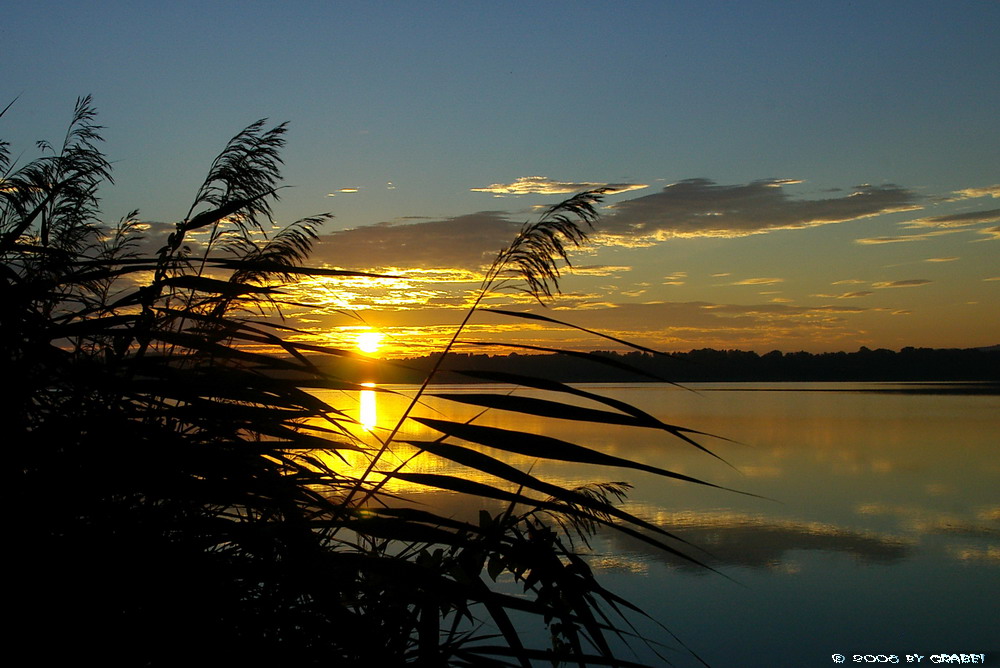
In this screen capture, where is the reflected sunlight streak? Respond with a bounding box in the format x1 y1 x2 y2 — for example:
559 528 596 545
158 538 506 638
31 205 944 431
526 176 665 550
359 383 377 430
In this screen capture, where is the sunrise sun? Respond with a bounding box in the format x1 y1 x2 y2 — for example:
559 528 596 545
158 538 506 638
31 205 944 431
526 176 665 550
356 331 383 354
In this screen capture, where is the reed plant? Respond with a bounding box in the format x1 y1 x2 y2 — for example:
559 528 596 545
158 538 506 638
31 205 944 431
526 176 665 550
6 97 728 666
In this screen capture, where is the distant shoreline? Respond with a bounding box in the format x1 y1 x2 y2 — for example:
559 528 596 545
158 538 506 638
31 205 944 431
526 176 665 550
316 345 1000 384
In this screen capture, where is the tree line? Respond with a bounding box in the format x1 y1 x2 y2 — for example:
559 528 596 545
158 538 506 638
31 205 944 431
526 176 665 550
328 345 1000 384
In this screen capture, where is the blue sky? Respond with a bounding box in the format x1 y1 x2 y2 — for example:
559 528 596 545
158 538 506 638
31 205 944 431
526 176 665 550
4 1 998 354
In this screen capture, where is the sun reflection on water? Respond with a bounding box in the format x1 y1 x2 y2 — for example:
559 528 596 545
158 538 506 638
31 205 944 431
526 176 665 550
359 382 377 430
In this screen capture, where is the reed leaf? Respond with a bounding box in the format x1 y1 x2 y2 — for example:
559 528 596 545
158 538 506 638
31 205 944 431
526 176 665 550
484 307 674 358
412 416 736 492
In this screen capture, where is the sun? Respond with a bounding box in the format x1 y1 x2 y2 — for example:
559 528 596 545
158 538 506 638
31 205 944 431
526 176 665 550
356 331 383 354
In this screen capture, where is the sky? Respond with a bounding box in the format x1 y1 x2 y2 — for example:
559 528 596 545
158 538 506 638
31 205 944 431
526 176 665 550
4 1 999 357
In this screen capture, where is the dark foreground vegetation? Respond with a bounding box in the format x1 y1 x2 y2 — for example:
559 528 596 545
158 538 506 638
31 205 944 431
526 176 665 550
7 98 729 666
335 346 1000 384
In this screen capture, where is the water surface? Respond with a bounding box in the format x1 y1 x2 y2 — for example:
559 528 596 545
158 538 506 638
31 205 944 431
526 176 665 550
321 382 999 666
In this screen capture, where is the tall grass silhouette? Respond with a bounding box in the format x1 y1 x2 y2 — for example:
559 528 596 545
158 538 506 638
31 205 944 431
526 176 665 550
6 97 728 666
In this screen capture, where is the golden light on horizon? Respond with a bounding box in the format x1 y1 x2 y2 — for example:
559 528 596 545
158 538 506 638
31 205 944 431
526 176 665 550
356 331 383 354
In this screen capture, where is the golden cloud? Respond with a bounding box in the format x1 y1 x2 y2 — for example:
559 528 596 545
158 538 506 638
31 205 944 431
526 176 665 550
855 229 960 245
566 264 633 276
976 225 1000 241
731 277 784 286
871 279 931 288
901 208 1000 229
470 175 648 196
951 184 1000 199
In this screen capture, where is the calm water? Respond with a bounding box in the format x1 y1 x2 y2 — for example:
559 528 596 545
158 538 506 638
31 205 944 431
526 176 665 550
321 382 1000 666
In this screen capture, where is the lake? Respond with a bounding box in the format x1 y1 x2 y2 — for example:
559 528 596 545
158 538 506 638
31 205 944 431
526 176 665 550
320 382 999 666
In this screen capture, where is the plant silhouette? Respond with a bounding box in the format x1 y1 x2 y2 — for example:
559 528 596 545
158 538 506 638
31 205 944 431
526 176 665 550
6 98 726 666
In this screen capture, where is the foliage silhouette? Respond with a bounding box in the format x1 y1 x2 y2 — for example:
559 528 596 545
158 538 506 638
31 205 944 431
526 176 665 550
6 98 725 666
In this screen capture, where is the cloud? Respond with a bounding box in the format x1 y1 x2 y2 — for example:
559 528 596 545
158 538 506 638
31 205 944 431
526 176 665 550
567 264 632 276
303 176 928 272
559 299 868 322
925 257 958 262
662 271 687 285
871 279 931 288
832 279 866 285
950 184 1000 200
811 290 873 299
596 178 920 241
389 268 482 283
902 208 1000 229
540 298 875 351
977 225 1000 241
471 175 648 196
857 207 1000 243
730 277 784 286
283 293 892 355
311 211 520 270
855 229 960 245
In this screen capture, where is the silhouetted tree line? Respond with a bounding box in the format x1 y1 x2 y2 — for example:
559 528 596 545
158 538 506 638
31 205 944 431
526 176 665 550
329 345 1000 384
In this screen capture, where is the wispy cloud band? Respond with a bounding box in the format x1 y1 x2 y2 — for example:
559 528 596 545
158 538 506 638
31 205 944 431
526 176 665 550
597 178 920 242
471 175 648 196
